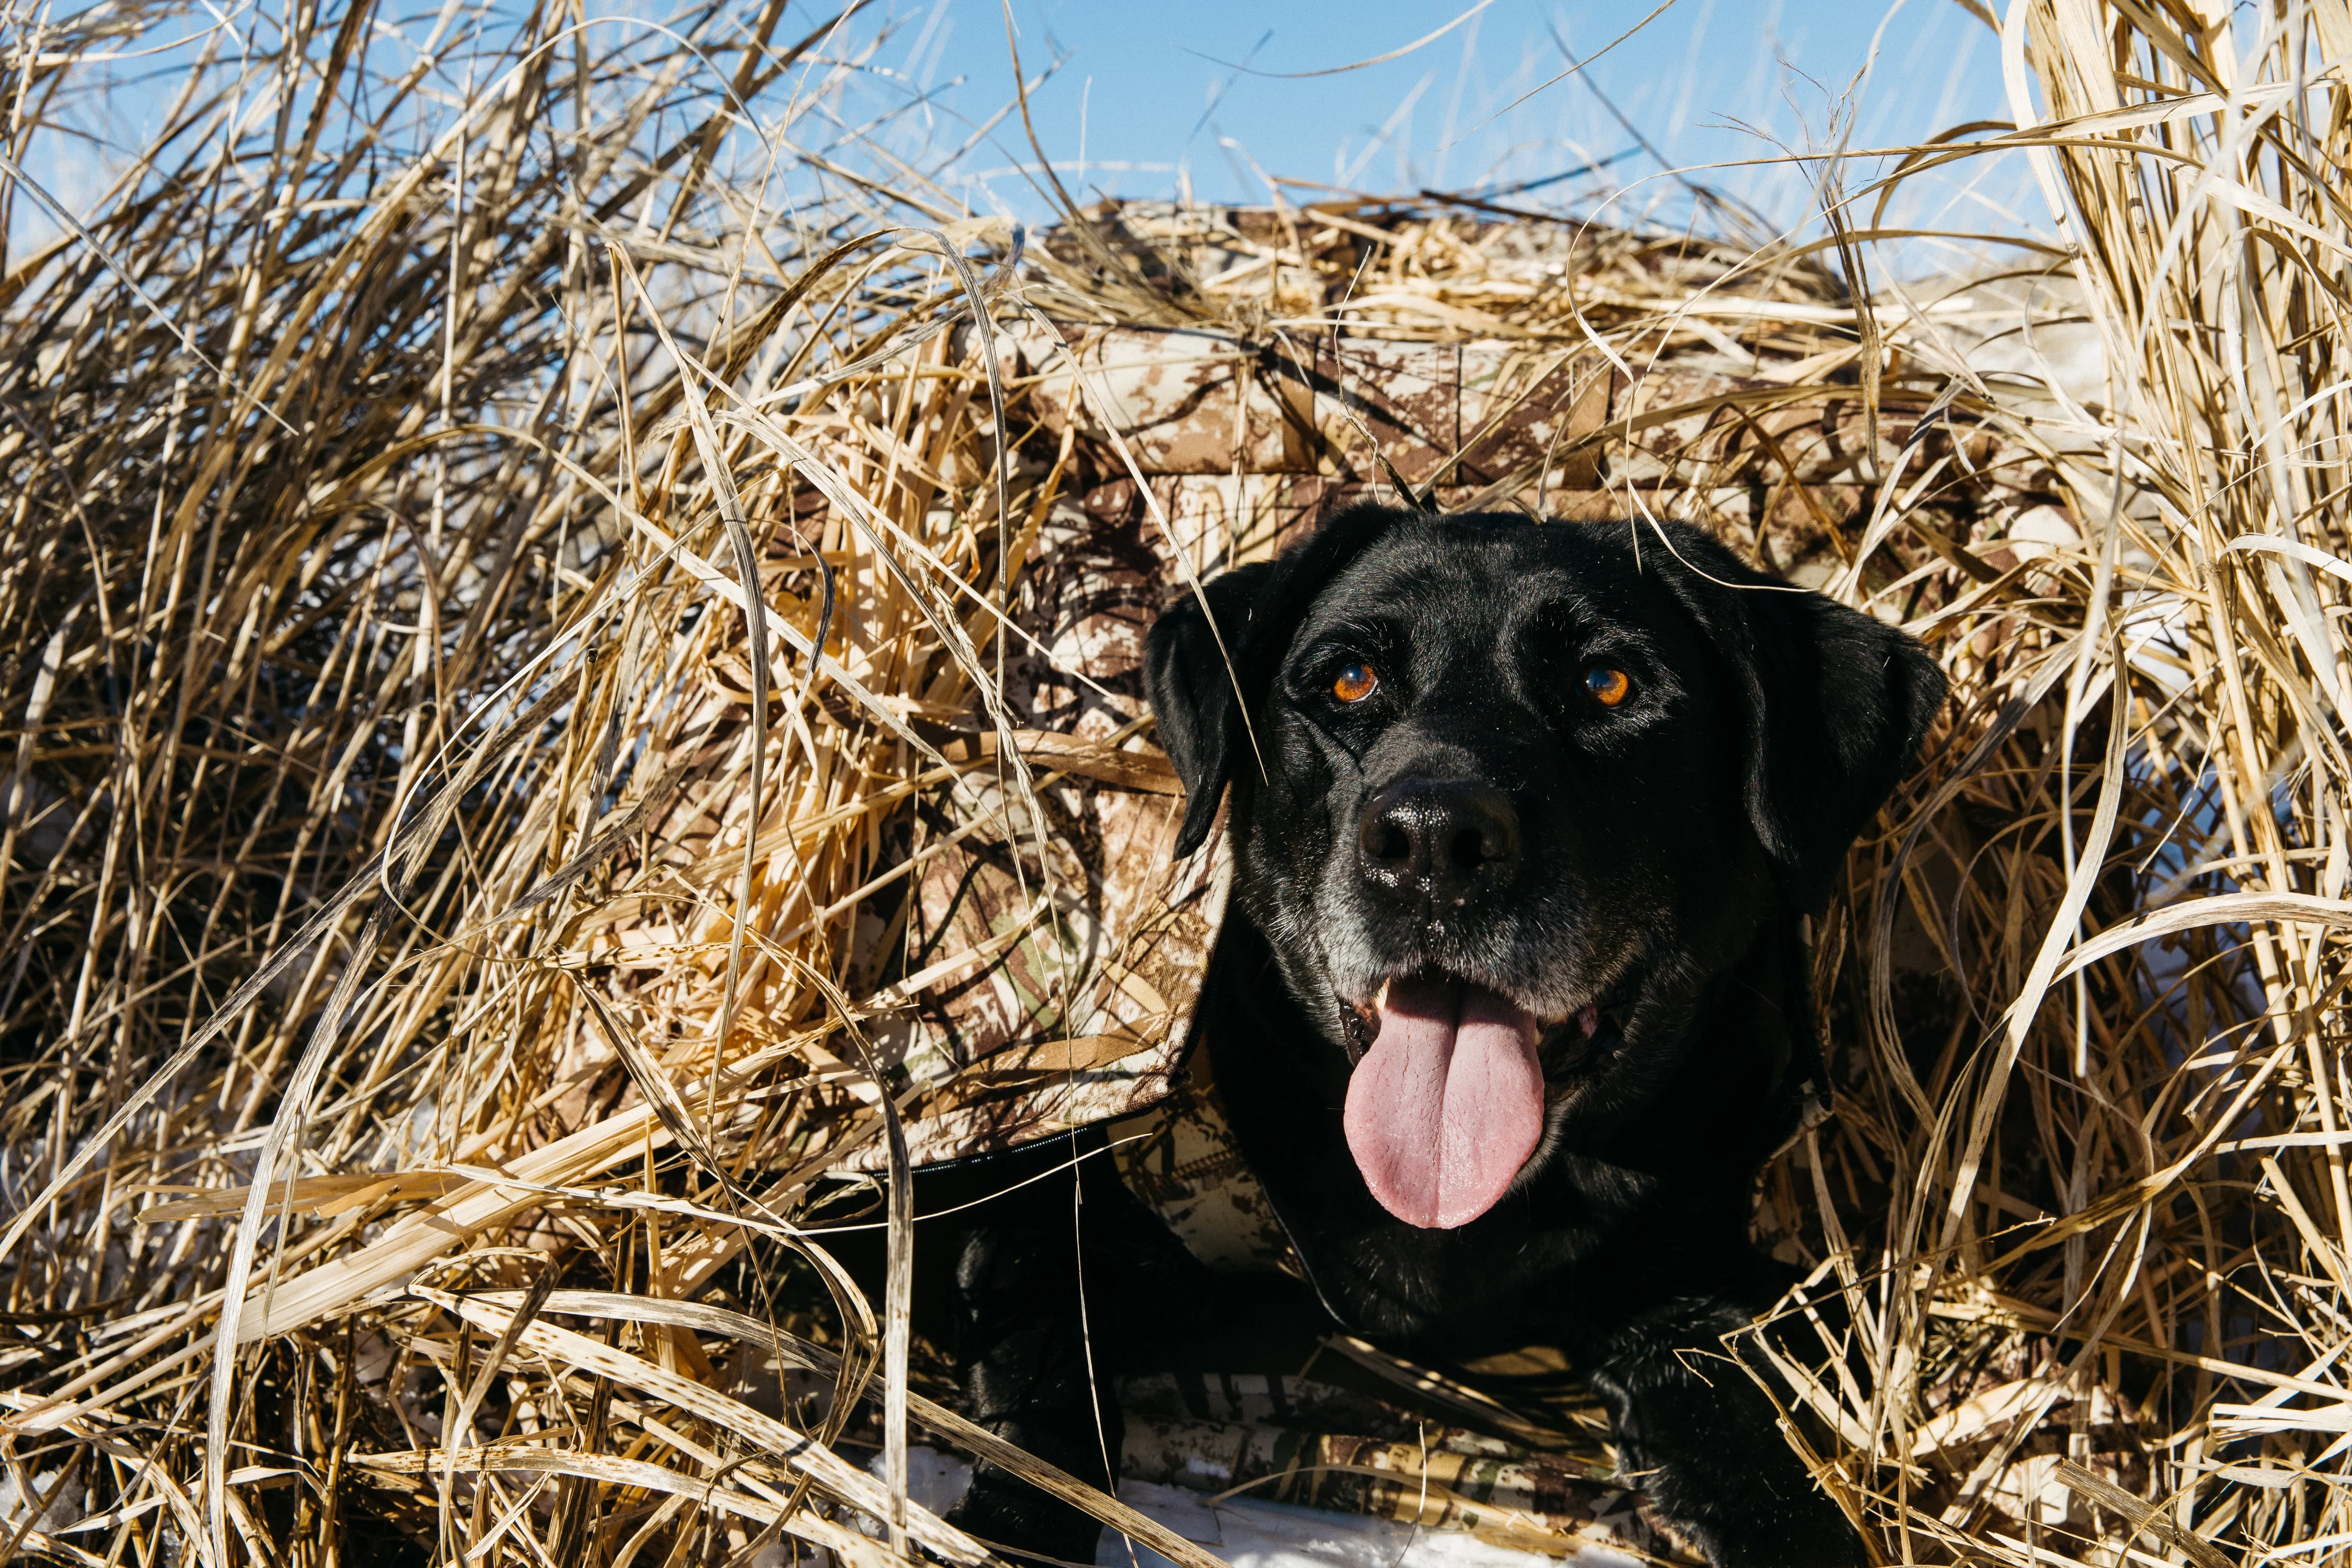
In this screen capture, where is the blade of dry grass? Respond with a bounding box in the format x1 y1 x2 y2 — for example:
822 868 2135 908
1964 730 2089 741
2 1 2349 1564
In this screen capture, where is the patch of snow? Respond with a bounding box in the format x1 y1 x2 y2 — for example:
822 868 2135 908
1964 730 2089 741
860 1446 1639 1568
1101 1480 1641 1568
862 1446 979 1520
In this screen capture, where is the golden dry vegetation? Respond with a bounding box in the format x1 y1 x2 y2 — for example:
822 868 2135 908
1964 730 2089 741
0 2 2347 1565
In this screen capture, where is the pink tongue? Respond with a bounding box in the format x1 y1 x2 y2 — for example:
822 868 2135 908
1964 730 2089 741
1342 977 1546 1229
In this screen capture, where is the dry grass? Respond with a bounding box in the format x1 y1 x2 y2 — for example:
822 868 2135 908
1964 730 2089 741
0 2 2347 1565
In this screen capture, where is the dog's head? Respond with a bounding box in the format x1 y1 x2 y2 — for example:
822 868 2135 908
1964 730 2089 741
1145 508 1944 1230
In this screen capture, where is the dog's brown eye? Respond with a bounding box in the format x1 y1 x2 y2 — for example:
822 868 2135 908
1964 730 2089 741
1333 662 1379 704
1586 666 1631 707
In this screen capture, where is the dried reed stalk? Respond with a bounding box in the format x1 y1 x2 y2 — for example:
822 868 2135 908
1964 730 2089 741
0 2 2347 1565
1752 3 2352 1561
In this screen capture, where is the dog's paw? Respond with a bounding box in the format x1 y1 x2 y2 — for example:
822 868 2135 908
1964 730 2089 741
946 1467 1104 1566
1675 1495 1872 1561
1638 1467 1867 1568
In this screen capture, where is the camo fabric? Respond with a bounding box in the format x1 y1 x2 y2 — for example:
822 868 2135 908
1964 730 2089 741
832 321 1920 1175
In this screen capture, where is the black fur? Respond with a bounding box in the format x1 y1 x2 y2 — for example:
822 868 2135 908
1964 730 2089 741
869 510 1943 1567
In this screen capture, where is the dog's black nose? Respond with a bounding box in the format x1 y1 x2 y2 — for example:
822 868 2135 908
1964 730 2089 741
1356 781 1523 907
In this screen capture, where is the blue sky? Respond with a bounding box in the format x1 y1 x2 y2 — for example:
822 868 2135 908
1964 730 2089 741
890 0 2030 238
21 0 2046 267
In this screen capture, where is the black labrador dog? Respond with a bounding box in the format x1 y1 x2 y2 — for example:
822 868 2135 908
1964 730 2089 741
867 507 1942 1568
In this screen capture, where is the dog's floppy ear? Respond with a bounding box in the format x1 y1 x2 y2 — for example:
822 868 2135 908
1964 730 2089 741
1146 504 1423 857
1652 522 1946 910
1146 564 1274 857
1743 589 1947 907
